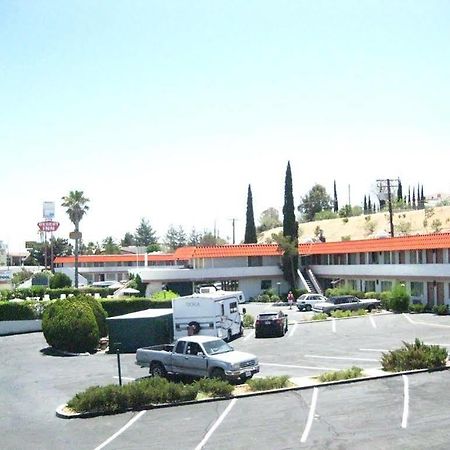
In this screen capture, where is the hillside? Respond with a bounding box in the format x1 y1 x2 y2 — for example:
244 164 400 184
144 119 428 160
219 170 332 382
259 206 450 243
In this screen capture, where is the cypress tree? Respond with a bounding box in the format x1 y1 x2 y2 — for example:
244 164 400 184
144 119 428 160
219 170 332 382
367 196 372 213
363 195 368 214
244 184 257 244
397 179 403 202
333 180 339 213
421 185 425 208
282 161 298 289
412 187 416 209
408 187 411 207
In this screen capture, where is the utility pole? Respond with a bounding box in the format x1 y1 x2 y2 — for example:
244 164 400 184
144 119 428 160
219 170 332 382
376 178 399 238
228 218 238 244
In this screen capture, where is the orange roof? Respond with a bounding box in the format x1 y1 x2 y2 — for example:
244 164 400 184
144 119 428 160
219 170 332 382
54 253 176 263
192 244 282 258
173 246 196 260
300 232 450 255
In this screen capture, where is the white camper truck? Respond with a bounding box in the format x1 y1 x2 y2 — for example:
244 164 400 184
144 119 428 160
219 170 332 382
172 291 244 341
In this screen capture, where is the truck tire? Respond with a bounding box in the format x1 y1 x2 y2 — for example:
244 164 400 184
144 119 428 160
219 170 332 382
188 321 201 335
150 362 167 378
210 368 226 380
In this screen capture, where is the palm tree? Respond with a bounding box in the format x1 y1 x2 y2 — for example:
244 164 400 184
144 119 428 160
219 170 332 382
61 191 90 288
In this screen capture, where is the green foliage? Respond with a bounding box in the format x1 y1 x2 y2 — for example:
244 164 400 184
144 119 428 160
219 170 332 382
431 219 443 233
193 378 234 397
75 295 108 337
150 290 178 301
256 293 272 303
364 219 377 236
42 299 99 353
325 288 365 299
11 269 33 288
313 210 338 221
242 313 255 328
298 184 333 222
135 218 158 247
312 313 328 321
0 301 37 320
247 375 290 391
341 235 351 241
409 303 425 313
99 299 172 317
49 273 72 289
381 339 448 372
389 283 410 313
432 304 449 315
318 366 363 382
164 225 187 251
364 292 378 299
257 207 282 233
244 184 257 243
32 272 51 286
331 309 367 318
67 377 207 414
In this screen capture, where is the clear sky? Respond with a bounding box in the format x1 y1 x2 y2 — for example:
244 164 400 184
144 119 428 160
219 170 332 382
1 1 450 251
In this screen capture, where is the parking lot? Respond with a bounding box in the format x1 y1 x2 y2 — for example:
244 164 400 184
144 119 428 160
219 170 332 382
2 309 450 449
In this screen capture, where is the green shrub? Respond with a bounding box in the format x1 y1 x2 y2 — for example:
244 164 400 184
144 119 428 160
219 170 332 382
247 375 290 391
379 291 392 310
0 301 36 320
193 378 234 397
99 299 172 317
432 304 449 315
49 273 72 289
364 292 378 299
257 294 271 303
74 295 108 337
318 366 363 382
270 294 280 302
312 313 328 320
325 288 365 299
242 314 254 328
381 338 448 372
67 384 128 414
150 290 178 301
409 303 425 314
42 299 99 353
331 310 352 318
389 283 410 313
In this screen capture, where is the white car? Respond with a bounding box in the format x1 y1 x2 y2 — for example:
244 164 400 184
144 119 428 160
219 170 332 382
296 293 328 311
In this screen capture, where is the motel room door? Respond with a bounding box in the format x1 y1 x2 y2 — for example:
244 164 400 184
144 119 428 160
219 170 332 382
427 282 444 306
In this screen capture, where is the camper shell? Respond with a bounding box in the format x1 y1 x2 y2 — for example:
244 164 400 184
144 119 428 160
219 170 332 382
172 291 244 341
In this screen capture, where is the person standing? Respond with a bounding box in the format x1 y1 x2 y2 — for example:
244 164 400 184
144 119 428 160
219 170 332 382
287 291 294 309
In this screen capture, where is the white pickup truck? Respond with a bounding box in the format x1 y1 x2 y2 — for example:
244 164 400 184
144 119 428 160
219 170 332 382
136 335 259 382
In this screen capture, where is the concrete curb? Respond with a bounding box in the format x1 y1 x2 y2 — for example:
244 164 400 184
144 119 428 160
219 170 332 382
55 364 450 419
295 310 392 325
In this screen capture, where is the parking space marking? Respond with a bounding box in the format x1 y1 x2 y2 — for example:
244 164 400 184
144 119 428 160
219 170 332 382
369 316 377 329
304 354 378 362
288 323 298 338
113 376 135 381
403 313 450 328
194 398 237 450
93 410 146 450
300 387 318 443
243 330 255 341
402 375 409 429
332 318 336 333
260 362 338 371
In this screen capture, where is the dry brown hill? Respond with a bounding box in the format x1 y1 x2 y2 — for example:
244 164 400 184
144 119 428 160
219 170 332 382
259 206 450 243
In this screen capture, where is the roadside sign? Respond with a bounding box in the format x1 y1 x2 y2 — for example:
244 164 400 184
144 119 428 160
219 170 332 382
69 231 82 240
38 221 60 232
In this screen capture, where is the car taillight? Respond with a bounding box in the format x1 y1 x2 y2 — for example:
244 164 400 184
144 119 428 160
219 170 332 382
255 320 261 325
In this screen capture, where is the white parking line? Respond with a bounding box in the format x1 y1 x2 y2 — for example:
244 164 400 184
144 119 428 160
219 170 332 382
288 323 298 338
369 316 377 329
243 330 255 341
300 387 318 443
260 362 338 371
402 375 409 429
113 376 135 381
304 354 378 362
93 410 146 450
194 399 237 450
332 318 336 333
403 313 450 328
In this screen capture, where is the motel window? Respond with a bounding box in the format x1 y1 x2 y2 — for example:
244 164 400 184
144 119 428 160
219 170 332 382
383 252 391 264
359 253 366 264
248 256 263 267
409 250 417 264
380 281 392 291
348 253 357 265
261 280 272 290
411 282 424 298
365 280 376 292
347 280 357 290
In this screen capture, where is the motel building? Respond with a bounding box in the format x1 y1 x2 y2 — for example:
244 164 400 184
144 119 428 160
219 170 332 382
54 232 450 306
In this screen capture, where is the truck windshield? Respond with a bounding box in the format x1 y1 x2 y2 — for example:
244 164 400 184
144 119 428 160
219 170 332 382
203 340 233 355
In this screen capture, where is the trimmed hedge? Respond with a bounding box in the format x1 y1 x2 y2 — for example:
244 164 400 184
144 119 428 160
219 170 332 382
100 299 172 317
247 375 290 391
318 366 363 382
42 299 99 353
0 287 115 301
75 296 108 337
0 301 37 321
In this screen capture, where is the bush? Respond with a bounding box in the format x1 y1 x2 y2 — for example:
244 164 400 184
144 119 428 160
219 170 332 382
409 303 425 314
0 301 37 321
256 294 272 303
364 292 378 299
389 283 410 313
331 309 367 318
242 314 254 328
312 313 328 321
381 338 448 372
100 299 172 317
68 384 128 414
247 375 290 391
49 273 72 289
75 295 108 337
193 378 234 397
150 290 178 301
325 288 365 299
318 366 363 382
379 291 392 310
432 304 449 316
42 299 100 353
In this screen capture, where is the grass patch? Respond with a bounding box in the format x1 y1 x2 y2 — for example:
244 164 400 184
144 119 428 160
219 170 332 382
331 309 367 319
312 313 328 320
242 313 255 328
193 377 234 398
246 375 290 391
381 338 448 372
317 366 363 382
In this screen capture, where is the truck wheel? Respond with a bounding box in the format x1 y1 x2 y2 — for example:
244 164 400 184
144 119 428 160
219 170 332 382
150 362 167 378
210 368 226 380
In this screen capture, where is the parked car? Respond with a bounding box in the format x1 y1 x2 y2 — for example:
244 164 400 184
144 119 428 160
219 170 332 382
296 293 328 311
312 295 381 315
255 311 288 338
